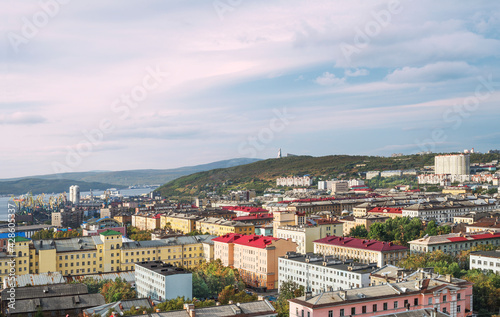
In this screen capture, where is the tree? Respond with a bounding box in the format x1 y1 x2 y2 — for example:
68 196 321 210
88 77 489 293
191 259 245 299
462 270 500 316
217 285 256 305
275 281 304 317
75 277 108 294
349 225 368 238
34 308 44 317
100 278 136 303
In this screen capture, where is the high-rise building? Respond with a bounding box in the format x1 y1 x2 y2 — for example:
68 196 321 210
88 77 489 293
69 185 80 204
434 154 470 175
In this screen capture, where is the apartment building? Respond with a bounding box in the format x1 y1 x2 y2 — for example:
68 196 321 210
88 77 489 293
160 213 200 234
213 233 297 290
402 199 498 223
132 213 162 231
2 231 217 282
196 217 255 236
367 207 403 219
278 252 376 295
0 236 30 285
51 208 84 228
470 250 500 274
275 220 343 253
409 231 500 255
340 215 390 236
313 236 408 267
232 214 274 225
466 217 500 233
135 261 192 301
289 276 473 317
273 210 305 235
276 176 313 187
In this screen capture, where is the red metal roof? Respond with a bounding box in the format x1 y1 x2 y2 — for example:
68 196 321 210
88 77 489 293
232 214 274 221
313 236 408 252
212 233 280 249
221 206 269 213
368 207 403 214
447 237 468 242
470 232 500 240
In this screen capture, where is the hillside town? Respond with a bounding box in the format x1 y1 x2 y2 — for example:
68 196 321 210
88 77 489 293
2 153 500 317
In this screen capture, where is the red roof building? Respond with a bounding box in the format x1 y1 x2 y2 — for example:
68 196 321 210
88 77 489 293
409 231 500 255
313 236 408 267
367 207 403 218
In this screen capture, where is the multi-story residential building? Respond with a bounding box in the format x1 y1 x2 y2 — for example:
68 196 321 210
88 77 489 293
380 170 403 178
213 233 297 290
0 236 30 285
275 220 343 253
51 208 84 228
288 275 473 317
466 217 500 233
276 176 313 187
113 212 132 226
402 199 498 223
6 231 216 280
196 217 254 236
340 215 390 236
418 174 471 185
278 252 376 295
221 206 269 217
287 200 360 216
367 207 403 219
409 231 500 255
470 250 500 273
160 213 200 234
69 185 80 204
366 171 381 179
273 211 305 234
232 214 274 225
331 181 349 193
135 261 192 301
313 236 408 267
435 154 470 175
453 212 489 225
132 213 161 231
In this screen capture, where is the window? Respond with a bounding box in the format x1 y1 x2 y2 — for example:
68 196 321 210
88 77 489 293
339 309 344 317
428 298 432 305
443 308 447 313
328 311 332 317
457 293 461 300
457 305 461 312
372 304 377 312
414 298 418 306
443 295 447 302
351 307 355 315
362 306 367 314
383 303 388 311
394 301 398 309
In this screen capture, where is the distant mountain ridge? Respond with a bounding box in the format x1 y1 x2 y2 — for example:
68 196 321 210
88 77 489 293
0 158 261 190
0 178 126 196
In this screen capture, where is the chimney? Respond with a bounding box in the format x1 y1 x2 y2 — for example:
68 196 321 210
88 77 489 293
445 274 453 283
339 290 347 301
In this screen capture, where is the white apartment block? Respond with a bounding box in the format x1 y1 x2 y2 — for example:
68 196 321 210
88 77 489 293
69 185 80 204
366 171 380 180
277 176 313 187
402 199 498 223
348 179 365 188
135 261 192 301
331 181 349 193
470 250 500 274
278 253 375 295
435 154 470 175
380 170 403 178
418 174 471 185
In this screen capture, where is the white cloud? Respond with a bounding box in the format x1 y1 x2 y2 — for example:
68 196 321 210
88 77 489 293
315 72 345 86
385 61 478 83
0 112 46 125
345 68 369 77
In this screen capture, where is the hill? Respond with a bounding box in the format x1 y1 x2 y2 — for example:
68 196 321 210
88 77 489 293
0 158 261 187
157 153 500 198
0 178 126 195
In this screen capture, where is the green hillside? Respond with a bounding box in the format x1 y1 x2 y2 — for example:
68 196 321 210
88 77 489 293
157 153 500 198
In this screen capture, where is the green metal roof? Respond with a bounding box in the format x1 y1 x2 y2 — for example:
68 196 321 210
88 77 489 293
100 229 122 236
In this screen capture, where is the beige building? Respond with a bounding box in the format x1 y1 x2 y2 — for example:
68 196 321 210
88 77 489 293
51 208 83 228
272 210 305 234
196 217 254 236
160 213 200 234
275 220 343 253
213 233 297 290
132 213 161 231
340 215 390 236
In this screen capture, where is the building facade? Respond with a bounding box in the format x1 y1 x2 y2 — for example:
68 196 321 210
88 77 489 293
278 252 376 295
135 261 192 301
435 154 470 175
470 250 500 274
409 231 500 255
196 218 255 236
213 233 297 290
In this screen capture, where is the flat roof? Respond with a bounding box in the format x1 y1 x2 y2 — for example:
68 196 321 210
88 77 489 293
135 261 191 276
279 253 377 274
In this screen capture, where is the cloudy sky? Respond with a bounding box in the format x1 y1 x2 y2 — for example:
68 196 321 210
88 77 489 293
2 0 500 178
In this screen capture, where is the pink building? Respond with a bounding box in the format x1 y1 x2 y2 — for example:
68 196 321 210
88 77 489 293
289 276 473 317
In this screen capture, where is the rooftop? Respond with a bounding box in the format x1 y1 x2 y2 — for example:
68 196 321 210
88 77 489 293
409 231 500 245
213 233 280 249
280 252 377 274
314 236 408 252
135 261 191 276
470 249 500 259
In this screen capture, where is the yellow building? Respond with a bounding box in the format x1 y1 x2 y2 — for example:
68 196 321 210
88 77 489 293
160 213 199 234
132 214 161 231
0 236 30 285
196 218 254 236
19 230 216 278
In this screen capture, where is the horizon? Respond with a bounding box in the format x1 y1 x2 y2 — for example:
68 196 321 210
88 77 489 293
2 1 500 178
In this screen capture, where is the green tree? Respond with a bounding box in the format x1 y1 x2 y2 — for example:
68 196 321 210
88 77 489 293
34 308 44 317
217 285 256 305
462 270 500 316
275 280 304 317
191 259 245 298
100 278 136 303
349 225 368 238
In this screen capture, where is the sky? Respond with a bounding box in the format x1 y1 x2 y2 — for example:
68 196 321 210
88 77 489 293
1 0 500 178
